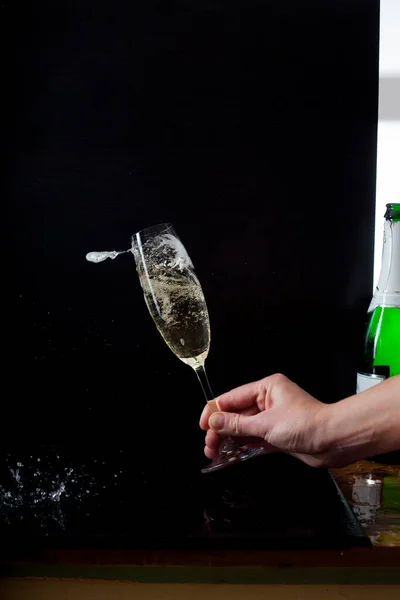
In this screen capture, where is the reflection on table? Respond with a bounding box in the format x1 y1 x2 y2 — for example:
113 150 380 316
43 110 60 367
331 461 400 547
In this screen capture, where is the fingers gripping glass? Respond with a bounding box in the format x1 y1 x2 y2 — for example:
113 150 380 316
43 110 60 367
132 223 266 473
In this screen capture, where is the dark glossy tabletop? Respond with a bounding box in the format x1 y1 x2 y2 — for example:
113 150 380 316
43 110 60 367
0 450 366 552
2 453 400 584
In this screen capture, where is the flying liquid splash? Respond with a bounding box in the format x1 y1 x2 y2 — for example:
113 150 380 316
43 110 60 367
85 250 130 263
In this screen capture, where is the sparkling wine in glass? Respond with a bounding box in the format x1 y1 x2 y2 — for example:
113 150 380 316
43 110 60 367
132 223 266 473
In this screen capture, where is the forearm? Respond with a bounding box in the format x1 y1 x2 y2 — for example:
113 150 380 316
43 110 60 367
319 375 400 466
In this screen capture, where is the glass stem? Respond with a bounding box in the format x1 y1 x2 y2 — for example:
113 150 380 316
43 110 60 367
195 365 214 402
195 365 237 457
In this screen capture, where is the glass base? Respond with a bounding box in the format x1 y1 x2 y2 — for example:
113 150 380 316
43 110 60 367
201 445 267 474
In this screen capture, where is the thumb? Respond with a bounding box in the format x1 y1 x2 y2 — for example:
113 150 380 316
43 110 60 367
209 412 265 439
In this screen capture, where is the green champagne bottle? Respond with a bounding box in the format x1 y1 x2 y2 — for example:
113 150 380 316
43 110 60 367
357 203 400 392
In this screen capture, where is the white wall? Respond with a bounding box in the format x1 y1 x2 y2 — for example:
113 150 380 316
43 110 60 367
374 0 400 288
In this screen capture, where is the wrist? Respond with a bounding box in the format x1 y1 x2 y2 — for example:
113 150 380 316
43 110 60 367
311 402 334 455
301 376 400 468
297 401 333 458
309 402 347 468
315 397 376 467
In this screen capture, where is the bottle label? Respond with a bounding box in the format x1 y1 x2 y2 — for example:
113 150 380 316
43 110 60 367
356 372 386 393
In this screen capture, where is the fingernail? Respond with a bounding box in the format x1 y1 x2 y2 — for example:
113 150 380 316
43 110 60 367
210 413 225 431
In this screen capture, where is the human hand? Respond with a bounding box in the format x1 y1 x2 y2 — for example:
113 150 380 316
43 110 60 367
200 373 331 468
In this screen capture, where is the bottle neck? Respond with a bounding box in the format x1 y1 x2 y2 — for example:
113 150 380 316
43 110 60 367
370 219 400 309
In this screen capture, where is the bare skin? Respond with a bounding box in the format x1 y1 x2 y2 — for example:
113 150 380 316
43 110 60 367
200 373 400 468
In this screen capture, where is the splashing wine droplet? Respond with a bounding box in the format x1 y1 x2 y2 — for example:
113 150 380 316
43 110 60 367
0 458 98 530
85 250 130 263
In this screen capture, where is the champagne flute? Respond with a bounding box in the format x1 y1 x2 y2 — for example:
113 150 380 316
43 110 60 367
132 223 266 473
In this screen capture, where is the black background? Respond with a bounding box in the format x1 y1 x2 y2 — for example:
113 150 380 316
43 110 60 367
3 0 379 541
